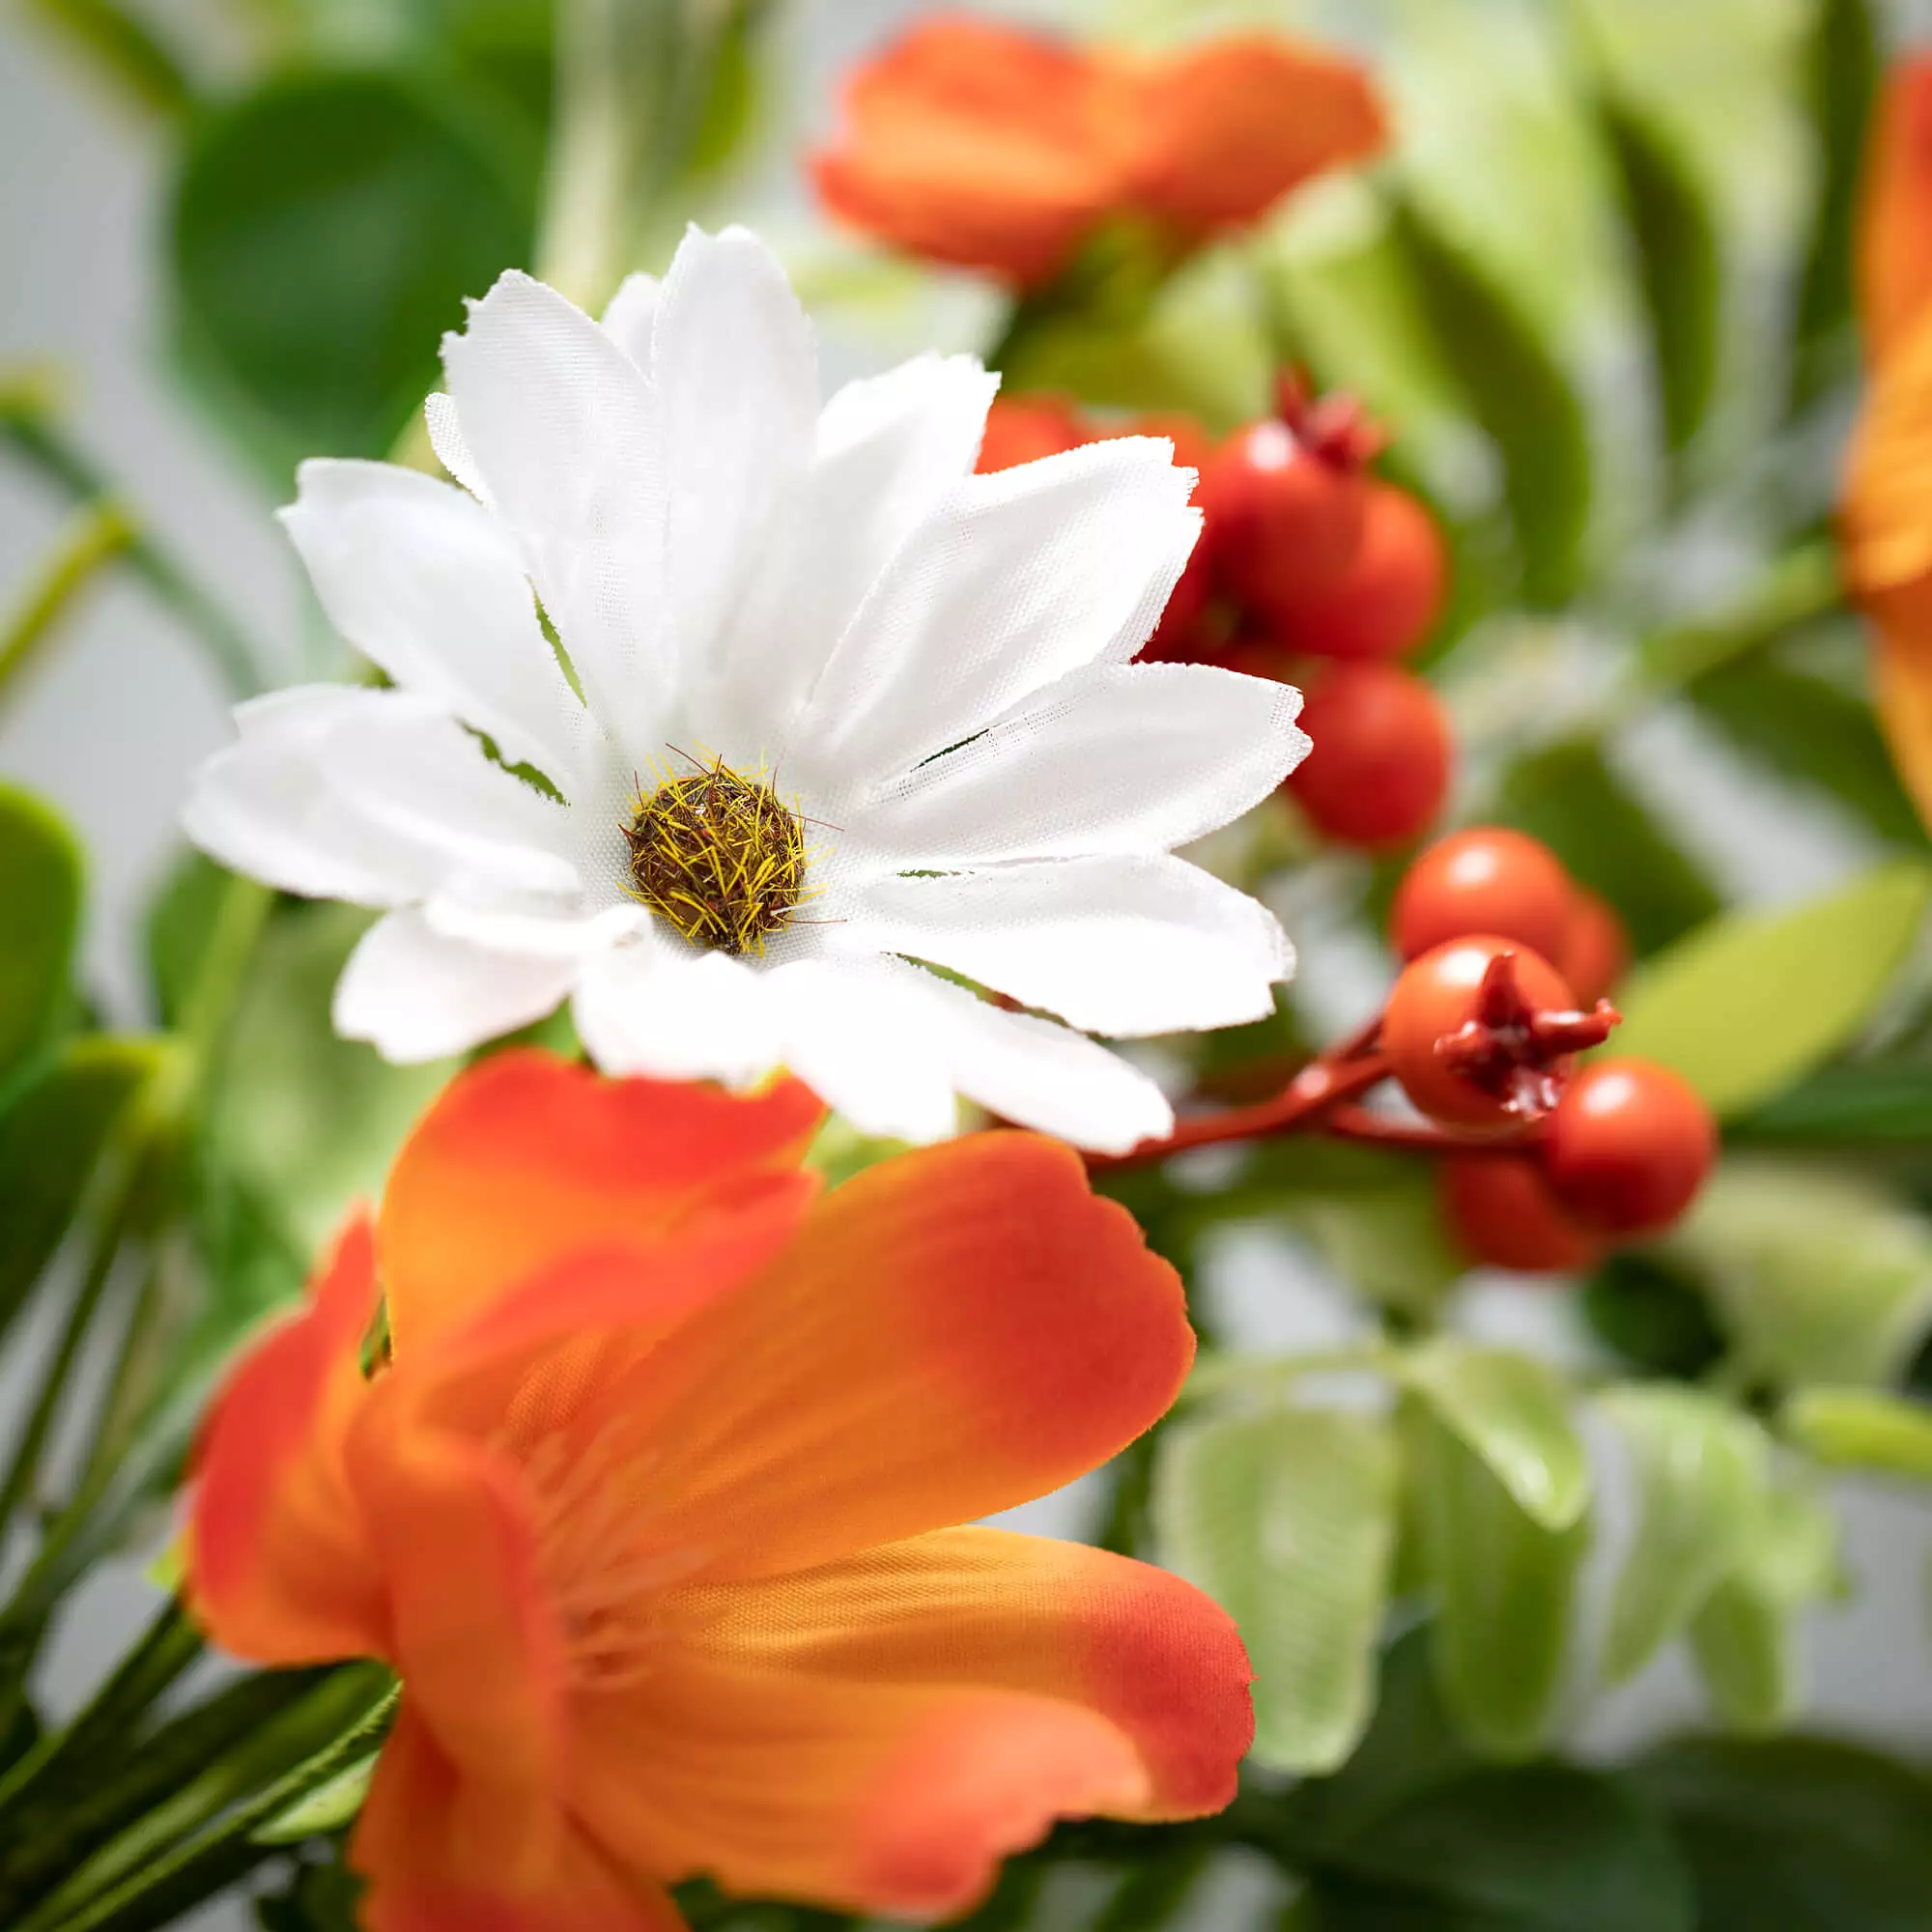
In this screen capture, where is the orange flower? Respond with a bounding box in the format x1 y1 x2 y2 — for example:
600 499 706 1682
1844 58 1932 829
188 1051 1251 1931
813 14 1385 287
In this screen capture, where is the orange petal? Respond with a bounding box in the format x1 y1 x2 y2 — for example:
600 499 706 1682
1861 58 1932 364
379 1050 821 1353
571 1663 1146 1919
662 1525 1253 1821
1871 579 1932 834
581 1132 1195 1582
1114 35 1386 235
187 1215 385 1665
811 14 1134 284
1845 305 1932 594
355 1711 686 1932
346 1409 565 1838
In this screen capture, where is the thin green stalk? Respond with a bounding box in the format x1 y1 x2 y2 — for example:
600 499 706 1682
14 1673 399 1932
0 502 134 704
0 376 262 697
22 0 195 121
1637 540 1843 692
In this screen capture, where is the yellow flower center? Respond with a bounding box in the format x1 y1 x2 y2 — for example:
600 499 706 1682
621 754 811 956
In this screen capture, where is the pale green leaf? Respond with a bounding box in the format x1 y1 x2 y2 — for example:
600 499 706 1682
252 1750 379 1844
1785 1387 1932 1480
1600 1386 1771 1683
0 782 82 1090
1663 1162 1932 1389
1607 864 1932 1116
1689 1476 1839 1735
1287 1179 1468 1321
1402 1341 1591 1530
1406 1400 1587 1759
1154 1404 1397 1775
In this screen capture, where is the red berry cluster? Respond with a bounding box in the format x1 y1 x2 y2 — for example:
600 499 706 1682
1382 829 1716 1274
980 379 1453 848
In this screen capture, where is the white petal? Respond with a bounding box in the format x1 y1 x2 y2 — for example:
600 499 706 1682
440 270 666 732
423 393 492 505
907 965 1175 1153
601 271 661 370
762 956 959 1144
846 854 1291 1037
333 907 578 1063
280 460 582 785
572 933 783 1087
653 227 817 707
422 898 647 959
184 688 450 906
795 438 1200 795
697 354 1000 771
848 664 1308 869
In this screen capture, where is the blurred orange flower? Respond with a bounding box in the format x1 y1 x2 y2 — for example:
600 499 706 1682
1843 58 1932 829
188 1051 1251 1931
813 14 1385 287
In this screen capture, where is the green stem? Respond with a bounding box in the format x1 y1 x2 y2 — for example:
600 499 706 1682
1637 540 1843 691
0 376 263 697
21 0 195 121
0 503 134 705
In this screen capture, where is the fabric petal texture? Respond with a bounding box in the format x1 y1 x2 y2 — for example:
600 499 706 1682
185 1055 1252 1931
184 224 1298 1151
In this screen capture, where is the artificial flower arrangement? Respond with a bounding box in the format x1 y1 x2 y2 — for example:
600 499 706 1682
5 2 1932 1929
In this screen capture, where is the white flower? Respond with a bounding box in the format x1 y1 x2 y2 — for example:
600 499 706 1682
185 227 1308 1152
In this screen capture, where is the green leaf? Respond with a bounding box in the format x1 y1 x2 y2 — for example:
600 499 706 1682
1582 1250 1727 1380
1732 1062 1932 1145
254 1749 379 1844
1284 1179 1468 1321
1495 737 1721 956
1406 1403 1586 1759
1689 657 1924 852
1599 97 1721 469
1785 1386 1932 1479
1599 1386 1770 1683
1306 1765 1694 1932
1153 1405 1397 1775
1608 863 1932 1114
0 783 82 1091
1385 196 1594 610
254 1855 364 1932
1664 1162 1932 1388
170 69 536 478
1689 1474 1839 1733
146 848 233 1029
1633 1735 1932 1931
0 1037 165 1350
1789 0 1884 411
1401 1341 1590 1531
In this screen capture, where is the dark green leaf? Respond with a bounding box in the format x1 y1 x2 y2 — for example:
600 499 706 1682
1732 1062 1932 1144
1495 738 1720 955
0 1037 163 1351
1406 1404 1586 1759
0 782 83 1091
1634 1736 1932 1930
254 1856 364 1932
1689 658 1924 849
1386 197 1594 610
1582 1251 1726 1380
1306 1766 1694 1932
170 69 536 478
1789 0 1883 411
146 848 234 1029
1599 97 1721 470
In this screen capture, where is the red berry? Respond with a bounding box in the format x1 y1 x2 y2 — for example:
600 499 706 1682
1135 412 1219 661
1200 416 1368 618
1382 937 1614 1131
1391 827 1574 963
1542 1059 1716 1236
1558 888 1631 1008
1441 1154 1601 1273
1264 483 1447 660
976 395 1089 471
1286 663 1453 847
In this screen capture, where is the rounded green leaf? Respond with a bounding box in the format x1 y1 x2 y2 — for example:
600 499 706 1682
170 69 536 475
1607 863 1932 1116
253 1750 379 1845
1402 1341 1591 1531
1154 1404 1397 1776
1785 1387 1932 1480
1599 1386 1771 1684
0 783 82 1089
1406 1401 1587 1760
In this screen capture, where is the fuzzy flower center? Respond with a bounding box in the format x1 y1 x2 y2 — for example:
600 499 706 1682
621 755 810 956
